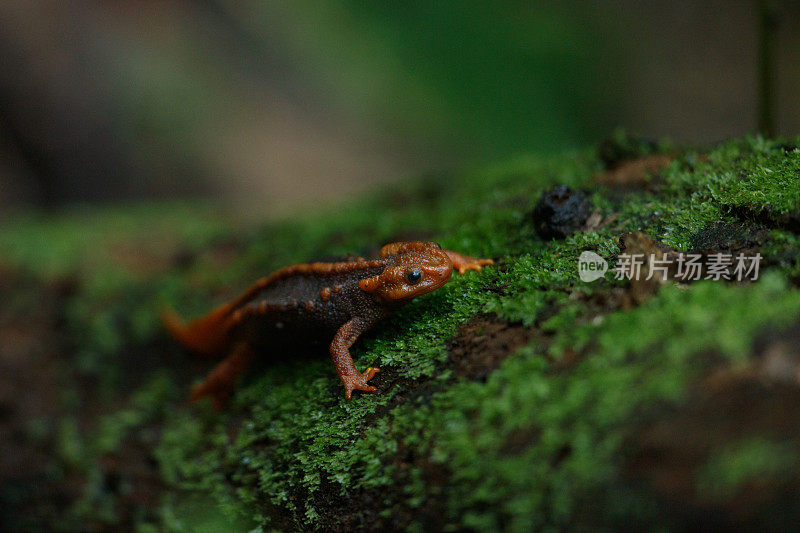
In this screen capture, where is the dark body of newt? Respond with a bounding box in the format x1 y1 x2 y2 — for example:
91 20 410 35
163 241 493 408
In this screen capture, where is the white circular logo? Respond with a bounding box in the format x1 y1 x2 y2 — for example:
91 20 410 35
578 251 608 282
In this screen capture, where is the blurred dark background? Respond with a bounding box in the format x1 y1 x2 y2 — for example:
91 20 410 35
0 0 798 216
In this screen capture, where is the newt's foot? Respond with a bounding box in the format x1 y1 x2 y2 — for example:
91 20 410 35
341 367 380 400
456 258 494 275
447 251 494 275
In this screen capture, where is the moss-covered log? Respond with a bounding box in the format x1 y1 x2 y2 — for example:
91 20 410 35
2 135 800 531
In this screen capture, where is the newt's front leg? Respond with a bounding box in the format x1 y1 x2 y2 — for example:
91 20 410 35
330 318 380 400
444 250 494 274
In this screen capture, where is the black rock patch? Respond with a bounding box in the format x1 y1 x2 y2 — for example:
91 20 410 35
531 185 593 239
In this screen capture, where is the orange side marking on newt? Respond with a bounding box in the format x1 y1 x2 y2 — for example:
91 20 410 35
210 259 387 315
320 287 332 301
268 259 385 281
164 260 385 358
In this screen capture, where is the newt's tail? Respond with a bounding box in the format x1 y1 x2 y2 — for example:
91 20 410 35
161 302 236 359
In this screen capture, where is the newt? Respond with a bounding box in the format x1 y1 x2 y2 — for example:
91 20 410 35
163 241 493 408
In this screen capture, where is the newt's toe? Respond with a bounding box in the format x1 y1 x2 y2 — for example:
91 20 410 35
363 367 380 380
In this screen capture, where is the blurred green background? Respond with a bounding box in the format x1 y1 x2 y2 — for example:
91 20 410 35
0 0 798 215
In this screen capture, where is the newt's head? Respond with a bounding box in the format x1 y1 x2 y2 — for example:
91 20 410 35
359 241 452 302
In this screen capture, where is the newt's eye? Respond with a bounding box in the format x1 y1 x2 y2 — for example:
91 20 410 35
405 269 423 284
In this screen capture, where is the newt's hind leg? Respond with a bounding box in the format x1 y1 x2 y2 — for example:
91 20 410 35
191 342 255 410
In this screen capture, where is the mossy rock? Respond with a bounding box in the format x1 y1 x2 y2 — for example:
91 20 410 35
2 135 800 531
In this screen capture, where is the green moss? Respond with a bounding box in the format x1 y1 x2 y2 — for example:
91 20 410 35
57 417 86 469
4 136 800 530
152 137 800 530
93 371 173 455
384 274 800 530
155 492 257 533
596 136 800 249
697 437 800 501
697 138 800 216
0 202 233 279
762 229 800 279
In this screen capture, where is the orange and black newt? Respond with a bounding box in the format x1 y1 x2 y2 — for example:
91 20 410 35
163 241 493 408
